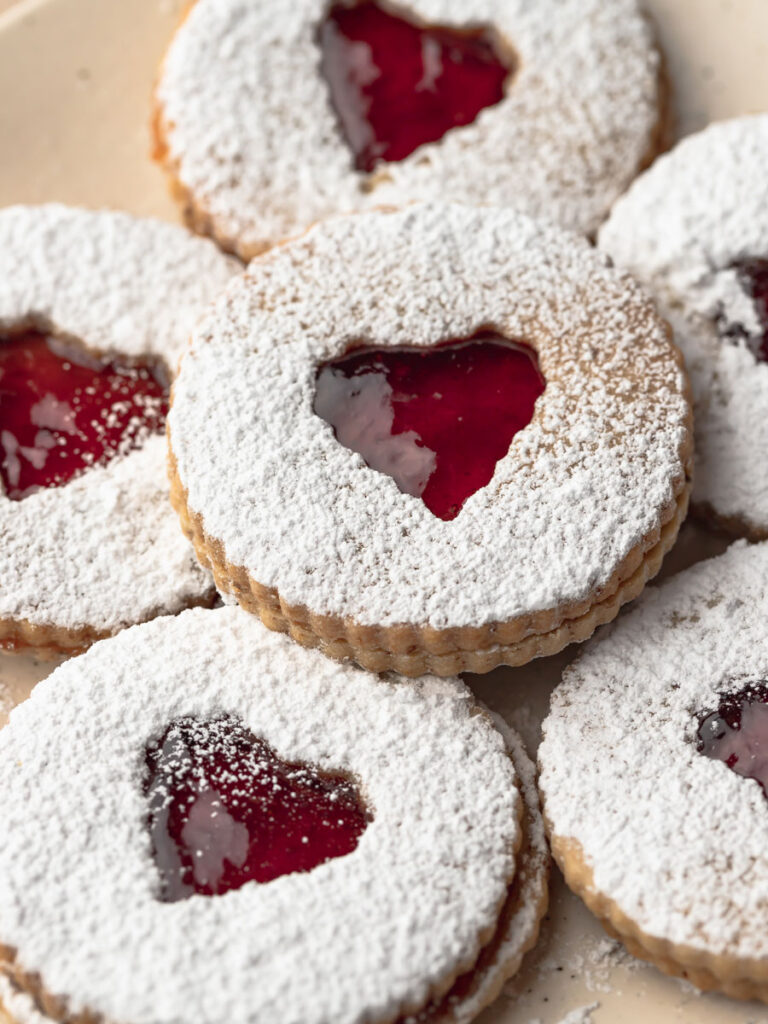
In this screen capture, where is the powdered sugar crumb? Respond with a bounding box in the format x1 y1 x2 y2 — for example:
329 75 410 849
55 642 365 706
156 0 661 253
170 203 690 631
599 115 768 532
531 936 641 996
556 1004 600 1024
0 205 238 634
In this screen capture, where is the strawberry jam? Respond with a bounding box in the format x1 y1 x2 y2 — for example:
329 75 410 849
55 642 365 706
145 716 369 901
319 0 512 173
314 333 545 521
734 259 768 362
0 331 167 500
697 683 768 797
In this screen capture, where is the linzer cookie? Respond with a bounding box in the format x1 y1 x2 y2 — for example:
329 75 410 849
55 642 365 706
0 606 548 1024
167 204 693 676
539 540 768 1001
599 115 768 539
153 0 668 258
0 205 238 657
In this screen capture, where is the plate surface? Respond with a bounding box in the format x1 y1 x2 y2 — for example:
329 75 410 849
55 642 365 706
1 1 768 1022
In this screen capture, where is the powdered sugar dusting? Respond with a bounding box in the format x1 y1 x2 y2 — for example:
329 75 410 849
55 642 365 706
525 936 641 998
169 204 690 631
539 539 768 958
556 1005 600 1024
442 711 549 1024
0 206 238 368
156 0 661 254
599 115 768 533
0 206 238 635
0 606 521 1024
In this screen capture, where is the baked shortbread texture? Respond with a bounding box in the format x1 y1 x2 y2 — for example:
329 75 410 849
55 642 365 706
0 607 547 1024
153 0 668 257
600 115 768 538
540 540 768 1001
168 204 693 676
0 205 238 656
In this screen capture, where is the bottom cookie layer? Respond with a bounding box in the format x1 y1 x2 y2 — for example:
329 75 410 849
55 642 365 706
691 497 768 543
550 834 768 1003
414 719 549 1023
170 450 691 676
0 589 217 660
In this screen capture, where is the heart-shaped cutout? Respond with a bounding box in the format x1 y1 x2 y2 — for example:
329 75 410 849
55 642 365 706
737 259 768 361
319 0 513 173
697 683 768 797
314 333 545 521
0 331 167 500
144 716 369 901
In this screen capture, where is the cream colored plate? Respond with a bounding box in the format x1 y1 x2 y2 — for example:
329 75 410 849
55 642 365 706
1 1 768 1022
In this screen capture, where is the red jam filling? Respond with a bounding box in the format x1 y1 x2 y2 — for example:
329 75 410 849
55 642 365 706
697 683 768 797
318 0 512 173
0 331 167 500
734 259 768 362
314 333 545 521
145 716 369 902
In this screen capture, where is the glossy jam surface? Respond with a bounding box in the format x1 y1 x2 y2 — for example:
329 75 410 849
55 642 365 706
0 331 167 500
735 259 768 361
314 333 545 521
145 716 369 902
697 683 768 797
319 0 511 172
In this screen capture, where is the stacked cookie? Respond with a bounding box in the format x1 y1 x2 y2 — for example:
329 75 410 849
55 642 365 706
0 0 766 1021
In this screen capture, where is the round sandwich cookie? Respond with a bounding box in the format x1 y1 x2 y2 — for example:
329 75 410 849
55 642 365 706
0 205 238 657
168 203 693 677
539 539 768 1001
599 115 768 540
152 0 668 259
0 606 548 1024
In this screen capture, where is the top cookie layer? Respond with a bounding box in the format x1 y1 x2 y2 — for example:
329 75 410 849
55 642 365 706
0 205 238 639
0 606 520 1024
599 115 768 535
168 204 691 633
0 205 237 370
155 0 663 256
539 539 768 962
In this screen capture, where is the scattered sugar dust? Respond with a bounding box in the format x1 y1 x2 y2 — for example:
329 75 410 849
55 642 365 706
511 934 643 999
527 1003 600 1024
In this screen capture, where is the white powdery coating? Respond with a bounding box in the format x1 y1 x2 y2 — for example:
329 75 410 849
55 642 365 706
599 115 768 532
448 713 548 1024
0 722 546 1024
156 0 661 251
0 205 239 633
539 539 768 958
556 1007 600 1024
169 204 690 631
0 606 520 1024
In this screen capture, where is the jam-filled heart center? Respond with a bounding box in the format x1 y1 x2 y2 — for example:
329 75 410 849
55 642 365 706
720 259 768 361
319 0 513 173
0 331 167 500
314 333 545 521
697 682 768 797
145 716 369 901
